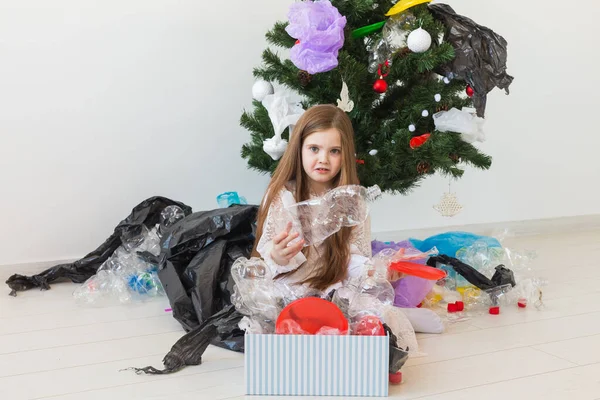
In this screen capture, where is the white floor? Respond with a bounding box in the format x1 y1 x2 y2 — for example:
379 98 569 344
1 230 600 399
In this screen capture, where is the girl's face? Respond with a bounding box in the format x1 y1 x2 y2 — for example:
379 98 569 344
301 128 343 193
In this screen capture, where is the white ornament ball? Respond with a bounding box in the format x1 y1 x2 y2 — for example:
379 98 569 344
391 140 396 144
409 124 416 132
369 149 378 156
434 94 442 102
443 77 451 84
252 80 274 102
422 110 429 117
407 28 432 53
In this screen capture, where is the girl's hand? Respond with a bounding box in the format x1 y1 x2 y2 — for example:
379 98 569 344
270 222 305 266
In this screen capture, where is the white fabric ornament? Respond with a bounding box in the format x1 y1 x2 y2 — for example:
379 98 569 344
422 110 429 117
337 81 355 112
433 107 485 143
408 124 416 132
252 80 274 101
433 191 463 217
262 136 288 161
407 28 431 53
434 94 442 102
369 149 378 156
443 77 450 84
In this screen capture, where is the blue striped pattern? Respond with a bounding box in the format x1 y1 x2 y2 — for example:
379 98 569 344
245 334 389 397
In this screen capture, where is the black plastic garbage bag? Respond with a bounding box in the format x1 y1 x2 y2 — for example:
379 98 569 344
429 3 514 118
132 205 258 375
158 205 258 334
129 305 244 375
6 196 192 296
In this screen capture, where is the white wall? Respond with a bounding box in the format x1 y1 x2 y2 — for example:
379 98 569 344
1 0 598 266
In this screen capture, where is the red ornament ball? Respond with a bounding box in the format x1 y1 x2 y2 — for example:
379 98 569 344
373 79 388 93
466 85 474 97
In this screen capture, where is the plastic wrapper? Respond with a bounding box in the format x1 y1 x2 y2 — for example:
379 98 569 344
230 257 300 334
433 107 486 143
73 223 168 306
284 184 382 247
285 0 347 74
411 231 502 259
372 246 439 308
6 196 192 296
429 3 514 118
216 191 248 208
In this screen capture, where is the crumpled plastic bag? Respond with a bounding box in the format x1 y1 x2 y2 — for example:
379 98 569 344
5 197 192 296
429 3 514 118
433 107 486 143
131 205 259 375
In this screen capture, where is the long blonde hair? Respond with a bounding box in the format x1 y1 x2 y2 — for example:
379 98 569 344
252 104 360 291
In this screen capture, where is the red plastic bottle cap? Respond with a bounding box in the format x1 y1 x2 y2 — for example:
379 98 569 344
455 301 464 312
447 303 458 313
417 302 423 308
489 306 500 315
518 301 527 308
389 372 403 385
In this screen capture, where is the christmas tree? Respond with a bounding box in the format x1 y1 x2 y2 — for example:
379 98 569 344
240 0 513 195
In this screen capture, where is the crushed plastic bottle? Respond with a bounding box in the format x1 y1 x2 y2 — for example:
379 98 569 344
285 184 382 246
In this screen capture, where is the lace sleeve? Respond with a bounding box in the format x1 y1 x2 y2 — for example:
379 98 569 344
256 187 307 275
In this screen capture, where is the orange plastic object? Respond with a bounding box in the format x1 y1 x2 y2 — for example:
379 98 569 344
276 298 348 335
389 261 447 281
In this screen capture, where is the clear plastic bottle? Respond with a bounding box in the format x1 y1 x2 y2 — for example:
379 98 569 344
285 184 382 246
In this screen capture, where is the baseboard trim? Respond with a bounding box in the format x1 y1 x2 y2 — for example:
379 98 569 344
372 214 600 242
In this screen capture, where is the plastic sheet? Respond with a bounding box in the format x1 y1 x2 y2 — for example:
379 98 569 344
429 3 514 118
6 197 192 296
411 231 502 259
433 107 486 143
283 185 382 246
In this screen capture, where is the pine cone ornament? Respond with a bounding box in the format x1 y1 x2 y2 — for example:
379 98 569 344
397 47 411 57
298 70 312 87
417 161 431 174
449 153 460 163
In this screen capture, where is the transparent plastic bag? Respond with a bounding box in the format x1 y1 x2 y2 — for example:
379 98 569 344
284 185 382 246
433 107 485 143
73 220 168 306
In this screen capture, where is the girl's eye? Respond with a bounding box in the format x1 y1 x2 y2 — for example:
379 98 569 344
331 149 341 155
310 146 319 153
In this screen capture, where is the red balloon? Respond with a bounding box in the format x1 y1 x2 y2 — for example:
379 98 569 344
466 85 474 97
373 79 388 93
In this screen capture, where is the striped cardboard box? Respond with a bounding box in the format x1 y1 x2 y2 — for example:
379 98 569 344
245 334 389 397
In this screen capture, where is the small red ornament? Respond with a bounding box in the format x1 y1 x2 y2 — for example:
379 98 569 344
410 133 431 149
295 39 300 45
374 61 390 93
466 85 474 97
373 79 388 93
356 159 365 165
